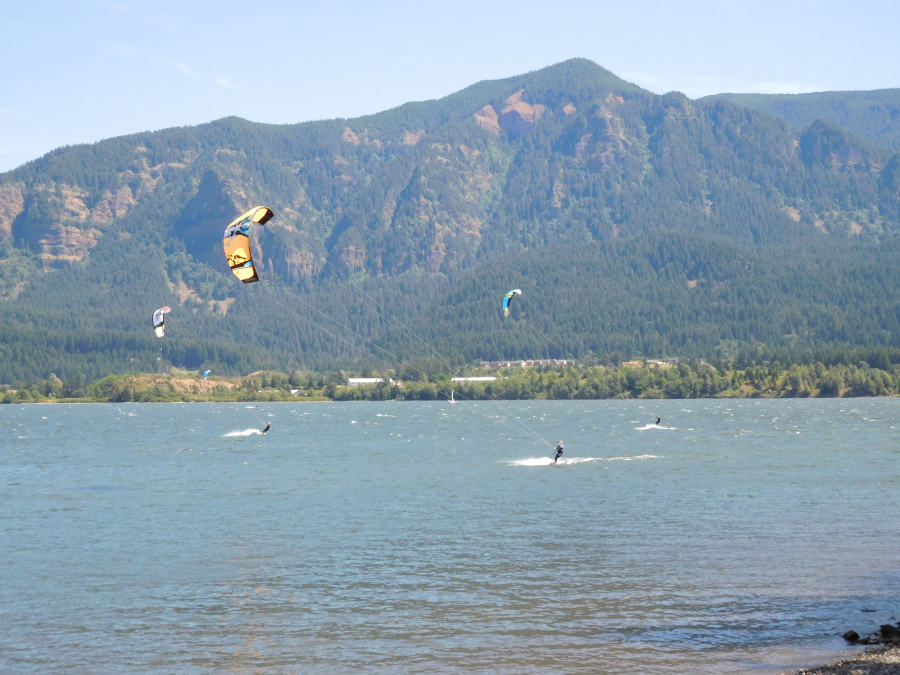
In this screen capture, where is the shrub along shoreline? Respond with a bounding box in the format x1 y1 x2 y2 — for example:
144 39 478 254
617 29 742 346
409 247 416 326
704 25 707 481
3 359 899 403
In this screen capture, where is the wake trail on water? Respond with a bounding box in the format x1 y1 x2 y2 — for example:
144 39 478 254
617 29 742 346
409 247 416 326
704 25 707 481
636 424 676 431
223 429 263 437
510 455 663 466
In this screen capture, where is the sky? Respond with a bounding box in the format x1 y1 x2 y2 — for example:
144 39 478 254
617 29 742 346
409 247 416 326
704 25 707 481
2 0 898 173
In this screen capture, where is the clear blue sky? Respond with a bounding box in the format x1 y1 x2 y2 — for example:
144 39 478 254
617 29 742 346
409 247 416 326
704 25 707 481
2 0 897 172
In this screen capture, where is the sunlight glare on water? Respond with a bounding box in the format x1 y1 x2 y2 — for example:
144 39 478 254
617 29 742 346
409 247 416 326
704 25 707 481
1 399 899 674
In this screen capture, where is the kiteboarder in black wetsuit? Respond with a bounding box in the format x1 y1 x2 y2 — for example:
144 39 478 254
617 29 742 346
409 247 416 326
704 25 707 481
553 441 564 464
655 416 661 425
262 423 271 434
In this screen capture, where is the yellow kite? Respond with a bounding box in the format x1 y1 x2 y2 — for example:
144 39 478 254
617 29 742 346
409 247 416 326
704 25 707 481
223 206 274 283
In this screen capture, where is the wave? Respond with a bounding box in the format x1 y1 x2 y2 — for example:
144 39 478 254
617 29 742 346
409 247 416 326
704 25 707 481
604 454 663 461
509 455 663 466
223 429 263 437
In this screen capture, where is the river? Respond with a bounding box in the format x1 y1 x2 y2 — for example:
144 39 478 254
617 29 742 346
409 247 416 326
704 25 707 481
2 399 898 673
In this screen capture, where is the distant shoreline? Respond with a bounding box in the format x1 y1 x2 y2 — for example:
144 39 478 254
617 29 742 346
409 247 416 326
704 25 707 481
4 392 899 404
4 360 900 404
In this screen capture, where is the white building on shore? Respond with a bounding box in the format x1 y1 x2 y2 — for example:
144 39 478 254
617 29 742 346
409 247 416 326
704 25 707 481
479 359 575 368
347 378 394 387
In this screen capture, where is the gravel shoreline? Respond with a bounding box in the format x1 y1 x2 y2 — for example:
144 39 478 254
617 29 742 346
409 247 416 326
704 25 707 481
789 646 900 674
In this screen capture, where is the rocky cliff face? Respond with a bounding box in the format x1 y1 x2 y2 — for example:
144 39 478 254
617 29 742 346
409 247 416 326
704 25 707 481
499 90 546 136
5 148 192 271
278 246 319 281
0 183 24 242
800 119 884 173
36 225 103 270
474 105 500 135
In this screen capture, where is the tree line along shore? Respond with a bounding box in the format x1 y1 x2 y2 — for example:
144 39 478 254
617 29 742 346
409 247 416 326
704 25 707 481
4 358 900 404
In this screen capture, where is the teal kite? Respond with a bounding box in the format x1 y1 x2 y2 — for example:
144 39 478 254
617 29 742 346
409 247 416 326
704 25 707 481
502 289 521 317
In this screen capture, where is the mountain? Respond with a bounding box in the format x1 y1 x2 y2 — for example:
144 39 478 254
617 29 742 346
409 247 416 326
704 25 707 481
2 59 900 383
700 89 900 154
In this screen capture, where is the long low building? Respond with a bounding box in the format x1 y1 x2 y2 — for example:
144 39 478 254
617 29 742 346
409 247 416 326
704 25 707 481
479 359 575 367
347 378 394 386
450 376 498 382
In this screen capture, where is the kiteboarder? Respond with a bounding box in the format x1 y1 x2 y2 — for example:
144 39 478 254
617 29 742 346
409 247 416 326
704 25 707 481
655 416 661 425
553 440 564 464
262 423 271 434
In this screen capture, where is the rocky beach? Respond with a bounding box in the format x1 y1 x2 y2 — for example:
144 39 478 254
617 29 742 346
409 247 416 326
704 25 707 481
791 623 900 674
792 646 900 674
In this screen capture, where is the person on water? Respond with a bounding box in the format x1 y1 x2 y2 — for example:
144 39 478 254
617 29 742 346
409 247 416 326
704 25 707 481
655 416 661 425
262 423 271 434
553 441 564 464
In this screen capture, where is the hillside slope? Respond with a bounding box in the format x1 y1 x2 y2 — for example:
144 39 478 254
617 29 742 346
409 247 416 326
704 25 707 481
701 89 900 153
1 59 899 382
394 231 900 362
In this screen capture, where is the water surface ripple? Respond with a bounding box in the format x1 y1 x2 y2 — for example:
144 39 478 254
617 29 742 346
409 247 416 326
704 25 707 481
2 400 899 673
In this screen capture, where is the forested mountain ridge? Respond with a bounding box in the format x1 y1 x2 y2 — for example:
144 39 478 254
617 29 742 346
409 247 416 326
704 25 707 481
700 89 900 153
1 58 900 383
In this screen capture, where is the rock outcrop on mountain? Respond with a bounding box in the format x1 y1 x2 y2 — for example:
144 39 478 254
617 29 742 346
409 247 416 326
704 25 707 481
800 119 884 173
499 90 546 136
0 183 24 242
36 225 103 270
474 105 500 135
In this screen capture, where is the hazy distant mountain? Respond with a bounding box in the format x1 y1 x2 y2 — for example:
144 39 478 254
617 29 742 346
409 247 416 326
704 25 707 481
1 59 899 382
701 89 900 153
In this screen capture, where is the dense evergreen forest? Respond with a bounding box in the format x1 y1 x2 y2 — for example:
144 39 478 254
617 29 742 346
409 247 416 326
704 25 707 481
1 59 899 384
703 89 900 153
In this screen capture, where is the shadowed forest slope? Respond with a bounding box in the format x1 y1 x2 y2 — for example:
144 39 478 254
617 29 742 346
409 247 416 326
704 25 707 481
702 89 900 153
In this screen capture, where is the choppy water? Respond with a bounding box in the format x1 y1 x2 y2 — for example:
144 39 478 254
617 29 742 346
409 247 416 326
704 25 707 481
2 399 899 674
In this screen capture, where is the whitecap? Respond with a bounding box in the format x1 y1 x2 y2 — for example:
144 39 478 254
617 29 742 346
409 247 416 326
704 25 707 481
223 429 263 437
509 457 584 466
509 455 662 466
604 454 663 461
